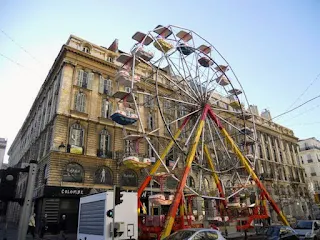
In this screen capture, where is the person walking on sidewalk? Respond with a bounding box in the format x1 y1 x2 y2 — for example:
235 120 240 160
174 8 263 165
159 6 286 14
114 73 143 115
27 213 36 239
59 214 67 240
39 213 48 239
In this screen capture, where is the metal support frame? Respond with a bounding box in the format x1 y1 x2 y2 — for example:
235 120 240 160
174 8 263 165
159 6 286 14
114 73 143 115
137 116 191 210
160 105 209 239
207 107 289 226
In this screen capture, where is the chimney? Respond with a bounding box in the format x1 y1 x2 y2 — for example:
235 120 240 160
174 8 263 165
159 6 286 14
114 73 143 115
261 109 272 121
248 105 259 115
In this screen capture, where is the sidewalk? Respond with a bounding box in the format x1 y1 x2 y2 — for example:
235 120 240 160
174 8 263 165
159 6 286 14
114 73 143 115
0 223 76 240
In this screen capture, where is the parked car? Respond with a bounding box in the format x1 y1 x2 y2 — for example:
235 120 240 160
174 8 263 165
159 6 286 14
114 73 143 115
163 228 226 240
263 225 299 240
294 220 320 239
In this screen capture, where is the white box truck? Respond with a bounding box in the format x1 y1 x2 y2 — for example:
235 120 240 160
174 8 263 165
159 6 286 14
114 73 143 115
77 191 138 240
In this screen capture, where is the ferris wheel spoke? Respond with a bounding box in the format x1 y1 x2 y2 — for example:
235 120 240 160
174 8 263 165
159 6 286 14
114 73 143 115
184 113 201 148
160 73 199 104
144 136 171 174
146 108 200 136
158 95 199 107
207 117 241 171
178 52 203 99
164 55 201 101
214 113 256 143
205 118 220 171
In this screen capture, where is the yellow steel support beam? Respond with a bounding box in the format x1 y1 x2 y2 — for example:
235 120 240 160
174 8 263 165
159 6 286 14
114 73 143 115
160 105 209 239
208 108 289 226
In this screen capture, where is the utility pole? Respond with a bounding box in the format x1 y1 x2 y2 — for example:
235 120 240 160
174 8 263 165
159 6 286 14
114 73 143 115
112 185 116 240
17 160 37 240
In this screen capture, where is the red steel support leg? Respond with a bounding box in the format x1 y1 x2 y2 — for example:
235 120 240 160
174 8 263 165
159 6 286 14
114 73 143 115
160 105 209 239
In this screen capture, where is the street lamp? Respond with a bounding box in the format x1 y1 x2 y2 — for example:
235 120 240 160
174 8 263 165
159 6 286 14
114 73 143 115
58 142 66 152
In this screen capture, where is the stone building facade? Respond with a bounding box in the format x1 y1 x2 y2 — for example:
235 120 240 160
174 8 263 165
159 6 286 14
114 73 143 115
7 35 309 232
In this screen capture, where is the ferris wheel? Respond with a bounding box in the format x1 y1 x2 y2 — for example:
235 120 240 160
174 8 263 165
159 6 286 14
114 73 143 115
112 25 289 238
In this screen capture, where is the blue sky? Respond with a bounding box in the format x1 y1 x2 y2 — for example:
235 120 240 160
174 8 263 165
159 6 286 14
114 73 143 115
0 0 319 162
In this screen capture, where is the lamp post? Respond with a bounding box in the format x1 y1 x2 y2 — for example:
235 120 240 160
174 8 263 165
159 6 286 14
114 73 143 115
58 142 66 152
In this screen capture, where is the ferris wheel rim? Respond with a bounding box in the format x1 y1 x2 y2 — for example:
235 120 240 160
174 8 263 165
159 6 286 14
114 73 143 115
123 24 259 200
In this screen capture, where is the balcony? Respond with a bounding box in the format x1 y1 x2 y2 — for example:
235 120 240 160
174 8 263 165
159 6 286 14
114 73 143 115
97 149 113 159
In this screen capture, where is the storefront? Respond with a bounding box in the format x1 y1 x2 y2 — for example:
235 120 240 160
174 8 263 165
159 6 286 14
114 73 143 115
35 186 91 234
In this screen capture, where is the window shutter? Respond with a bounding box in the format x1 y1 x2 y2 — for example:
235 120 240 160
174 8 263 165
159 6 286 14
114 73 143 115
87 72 94 90
80 128 84 147
81 93 86 112
106 134 110 151
108 101 113 118
101 99 106 118
100 133 106 153
77 69 84 86
99 76 104 93
107 79 112 95
75 93 80 111
69 127 75 145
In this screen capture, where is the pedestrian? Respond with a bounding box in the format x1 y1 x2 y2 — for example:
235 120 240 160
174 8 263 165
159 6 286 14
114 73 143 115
39 213 47 239
308 215 312 220
27 213 36 239
59 214 67 240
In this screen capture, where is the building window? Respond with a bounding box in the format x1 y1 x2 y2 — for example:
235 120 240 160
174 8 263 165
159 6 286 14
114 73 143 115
147 112 155 130
69 123 84 147
144 95 154 108
45 127 53 154
166 148 175 166
124 140 135 156
121 169 138 187
75 91 86 112
258 144 263 158
82 46 90 54
98 129 111 158
101 99 112 118
163 100 174 116
77 69 93 89
99 76 113 95
188 176 195 189
147 145 156 165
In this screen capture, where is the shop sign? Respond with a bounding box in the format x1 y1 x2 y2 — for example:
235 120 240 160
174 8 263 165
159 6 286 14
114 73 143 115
121 169 138 187
94 167 113 185
44 186 91 198
62 162 84 183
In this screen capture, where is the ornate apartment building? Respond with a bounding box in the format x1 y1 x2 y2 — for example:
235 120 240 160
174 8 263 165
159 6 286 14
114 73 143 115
249 108 310 221
298 137 320 215
7 35 309 233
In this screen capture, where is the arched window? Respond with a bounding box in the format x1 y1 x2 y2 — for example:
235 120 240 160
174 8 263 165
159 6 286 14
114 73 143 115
75 91 86 112
98 129 111 158
121 169 138 187
69 123 84 147
62 162 84 183
94 166 113 185
101 99 112 119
